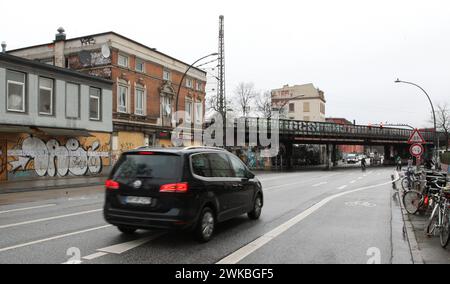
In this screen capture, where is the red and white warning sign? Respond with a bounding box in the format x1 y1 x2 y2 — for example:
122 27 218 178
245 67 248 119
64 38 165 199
410 143 424 158
408 129 426 144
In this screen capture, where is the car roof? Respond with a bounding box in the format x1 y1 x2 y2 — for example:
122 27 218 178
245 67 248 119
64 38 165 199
124 146 228 155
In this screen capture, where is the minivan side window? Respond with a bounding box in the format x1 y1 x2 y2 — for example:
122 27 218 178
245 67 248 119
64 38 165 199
191 154 212 177
229 155 247 178
207 153 234 178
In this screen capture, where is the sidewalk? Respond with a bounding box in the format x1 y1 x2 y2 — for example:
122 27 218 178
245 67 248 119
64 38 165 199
0 176 106 194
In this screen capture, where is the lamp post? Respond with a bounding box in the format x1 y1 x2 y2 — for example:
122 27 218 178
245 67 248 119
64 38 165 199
174 53 218 123
395 79 439 167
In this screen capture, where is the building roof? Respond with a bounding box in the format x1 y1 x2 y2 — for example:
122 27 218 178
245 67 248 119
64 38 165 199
7 31 207 75
0 53 113 85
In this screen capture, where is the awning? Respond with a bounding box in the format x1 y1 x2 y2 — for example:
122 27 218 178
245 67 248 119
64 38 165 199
38 127 93 137
0 125 34 133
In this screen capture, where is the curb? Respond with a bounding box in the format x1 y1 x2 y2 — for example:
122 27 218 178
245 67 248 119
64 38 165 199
0 181 104 195
393 171 424 264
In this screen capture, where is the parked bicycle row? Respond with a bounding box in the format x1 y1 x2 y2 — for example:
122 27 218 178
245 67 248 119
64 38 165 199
400 167 450 248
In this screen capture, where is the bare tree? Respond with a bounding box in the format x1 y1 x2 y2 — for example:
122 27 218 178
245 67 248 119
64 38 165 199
233 82 257 117
435 103 450 151
255 91 273 118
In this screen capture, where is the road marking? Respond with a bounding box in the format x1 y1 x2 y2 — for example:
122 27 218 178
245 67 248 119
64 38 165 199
350 180 356 184
98 232 165 254
0 209 102 229
337 185 348 190
0 204 56 214
0 225 112 253
82 252 109 260
217 180 394 264
312 182 328 187
358 177 363 180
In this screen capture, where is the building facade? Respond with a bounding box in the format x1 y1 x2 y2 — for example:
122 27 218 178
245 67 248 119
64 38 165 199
0 53 113 182
7 30 207 161
271 83 326 122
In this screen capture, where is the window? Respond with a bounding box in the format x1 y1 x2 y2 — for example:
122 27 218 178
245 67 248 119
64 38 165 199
39 77 53 115
303 102 310 112
162 96 172 117
163 70 171 81
135 58 145 73
89 87 101 120
320 103 326 114
118 82 128 113
191 154 212 177
135 85 145 116
66 83 80 118
118 54 129 67
229 155 247 178
196 82 203 91
186 78 193 88
195 101 203 124
208 153 233 178
6 70 26 112
185 99 193 123
289 103 295 113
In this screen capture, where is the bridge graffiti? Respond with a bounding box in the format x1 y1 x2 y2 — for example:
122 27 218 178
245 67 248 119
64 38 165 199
7 137 109 177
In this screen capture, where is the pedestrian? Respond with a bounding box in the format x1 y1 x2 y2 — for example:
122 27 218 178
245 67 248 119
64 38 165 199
396 156 402 171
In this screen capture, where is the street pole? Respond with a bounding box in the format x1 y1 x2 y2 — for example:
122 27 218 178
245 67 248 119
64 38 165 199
395 79 440 167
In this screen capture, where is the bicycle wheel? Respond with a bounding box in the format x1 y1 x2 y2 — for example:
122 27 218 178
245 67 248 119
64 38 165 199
426 210 439 236
440 210 450 248
403 190 422 215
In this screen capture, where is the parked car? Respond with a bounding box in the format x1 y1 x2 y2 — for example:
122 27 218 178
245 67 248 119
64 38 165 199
346 154 359 164
103 146 264 243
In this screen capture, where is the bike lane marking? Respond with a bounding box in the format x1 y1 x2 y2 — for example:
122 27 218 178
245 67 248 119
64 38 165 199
0 204 56 214
217 179 396 264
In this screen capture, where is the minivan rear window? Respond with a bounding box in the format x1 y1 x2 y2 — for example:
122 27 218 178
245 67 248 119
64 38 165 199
112 153 181 183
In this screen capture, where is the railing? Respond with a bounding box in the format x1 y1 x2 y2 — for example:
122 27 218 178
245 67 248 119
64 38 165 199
240 118 439 142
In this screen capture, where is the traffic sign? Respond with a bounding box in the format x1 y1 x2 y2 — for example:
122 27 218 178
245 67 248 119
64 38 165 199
410 143 424 158
408 129 426 144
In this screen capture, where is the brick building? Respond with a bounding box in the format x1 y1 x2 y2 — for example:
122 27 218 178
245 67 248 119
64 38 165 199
7 29 207 161
326 118 364 154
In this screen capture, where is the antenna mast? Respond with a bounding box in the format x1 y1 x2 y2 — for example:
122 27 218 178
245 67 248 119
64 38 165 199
217 15 226 120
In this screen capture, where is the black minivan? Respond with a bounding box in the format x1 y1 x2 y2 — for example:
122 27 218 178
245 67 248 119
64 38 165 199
103 146 263 242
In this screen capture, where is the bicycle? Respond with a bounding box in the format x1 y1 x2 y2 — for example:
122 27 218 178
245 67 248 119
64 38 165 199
424 182 450 248
402 177 446 215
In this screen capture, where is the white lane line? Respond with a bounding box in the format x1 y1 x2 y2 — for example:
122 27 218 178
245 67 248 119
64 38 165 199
0 225 112 253
0 209 102 229
0 204 57 214
337 185 348 190
312 182 328 187
350 180 356 184
82 252 109 260
97 232 165 254
358 177 363 180
216 180 394 264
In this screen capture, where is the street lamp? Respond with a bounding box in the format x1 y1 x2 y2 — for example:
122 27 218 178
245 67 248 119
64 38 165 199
174 53 218 124
395 79 439 166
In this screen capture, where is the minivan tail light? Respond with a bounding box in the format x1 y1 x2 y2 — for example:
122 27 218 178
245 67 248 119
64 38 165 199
160 183 189 193
139 151 155 155
105 180 119 190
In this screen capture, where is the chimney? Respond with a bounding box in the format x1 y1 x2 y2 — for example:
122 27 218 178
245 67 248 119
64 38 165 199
1 42 6 53
54 27 66 67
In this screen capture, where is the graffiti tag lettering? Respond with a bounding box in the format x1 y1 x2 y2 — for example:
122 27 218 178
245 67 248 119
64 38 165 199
8 137 109 177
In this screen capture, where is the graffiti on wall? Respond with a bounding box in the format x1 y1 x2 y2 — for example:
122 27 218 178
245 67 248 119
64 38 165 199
0 150 5 176
7 137 109 177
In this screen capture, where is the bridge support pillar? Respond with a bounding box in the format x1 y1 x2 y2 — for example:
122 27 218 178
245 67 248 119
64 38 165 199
325 144 333 170
286 143 293 170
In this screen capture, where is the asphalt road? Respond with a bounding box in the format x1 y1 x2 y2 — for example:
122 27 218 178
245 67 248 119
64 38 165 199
0 167 413 264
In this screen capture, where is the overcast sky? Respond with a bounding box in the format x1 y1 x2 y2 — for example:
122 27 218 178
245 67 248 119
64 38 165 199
2 0 449 127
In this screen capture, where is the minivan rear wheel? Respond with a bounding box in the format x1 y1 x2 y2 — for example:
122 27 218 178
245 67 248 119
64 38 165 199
117 226 137 234
248 195 263 220
194 207 215 243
